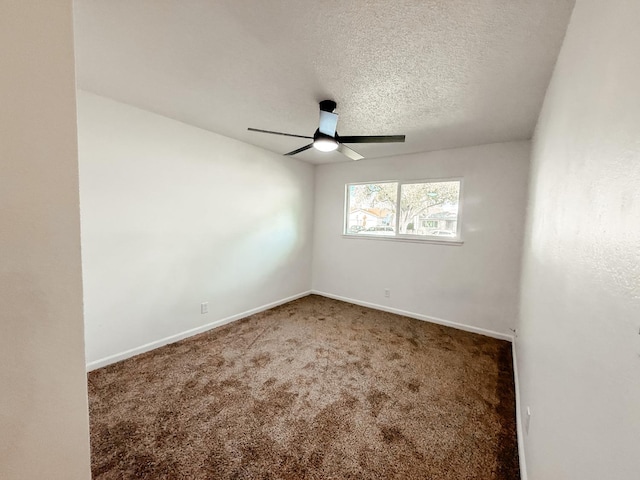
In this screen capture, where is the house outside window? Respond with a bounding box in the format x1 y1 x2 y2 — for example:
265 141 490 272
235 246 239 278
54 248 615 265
345 179 462 242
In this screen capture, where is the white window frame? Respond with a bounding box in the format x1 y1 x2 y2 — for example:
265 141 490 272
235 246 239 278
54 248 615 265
343 177 464 245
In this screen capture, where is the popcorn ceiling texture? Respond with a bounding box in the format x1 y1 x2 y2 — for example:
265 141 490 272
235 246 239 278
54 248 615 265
88 295 519 479
73 0 575 163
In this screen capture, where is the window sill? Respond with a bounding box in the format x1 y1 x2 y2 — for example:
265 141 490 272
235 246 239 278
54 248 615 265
341 234 464 246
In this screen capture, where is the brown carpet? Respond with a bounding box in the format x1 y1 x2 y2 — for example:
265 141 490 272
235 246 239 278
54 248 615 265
88 295 520 479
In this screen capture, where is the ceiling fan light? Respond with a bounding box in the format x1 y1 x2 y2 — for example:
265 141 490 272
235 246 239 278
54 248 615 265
313 137 339 152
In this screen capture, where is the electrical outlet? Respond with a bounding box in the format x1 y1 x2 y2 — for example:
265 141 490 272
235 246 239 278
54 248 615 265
525 406 531 434
384 289 391 298
201 302 209 314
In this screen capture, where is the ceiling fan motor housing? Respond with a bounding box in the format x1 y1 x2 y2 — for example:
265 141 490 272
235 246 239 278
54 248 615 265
313 129 339 152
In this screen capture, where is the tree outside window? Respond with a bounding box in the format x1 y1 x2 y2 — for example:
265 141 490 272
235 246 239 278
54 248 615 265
345 180 461 240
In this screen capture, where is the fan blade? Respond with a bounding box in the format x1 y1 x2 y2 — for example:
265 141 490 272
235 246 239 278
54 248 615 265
337 143 364 161
318 111 339 136
248 128 312 139
338 135 405 144
284 143 314 156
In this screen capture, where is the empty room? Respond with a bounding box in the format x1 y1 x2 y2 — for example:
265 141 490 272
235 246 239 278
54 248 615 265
2 1 639 479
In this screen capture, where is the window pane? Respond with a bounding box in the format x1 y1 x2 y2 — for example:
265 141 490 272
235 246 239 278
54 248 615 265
346 183 397 236
399 181 460 238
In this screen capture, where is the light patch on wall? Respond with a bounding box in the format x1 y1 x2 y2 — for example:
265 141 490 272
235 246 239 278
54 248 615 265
208 198 303 296
78 91 314 364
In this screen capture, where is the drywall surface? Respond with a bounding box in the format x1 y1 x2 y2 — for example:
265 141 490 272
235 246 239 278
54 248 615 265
516 0 640 478
78 91 314 366
74 0 575 163
0 2 92 479
312 141 530 336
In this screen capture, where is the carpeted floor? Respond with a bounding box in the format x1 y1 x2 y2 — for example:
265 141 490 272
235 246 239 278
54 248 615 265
88 295 520 479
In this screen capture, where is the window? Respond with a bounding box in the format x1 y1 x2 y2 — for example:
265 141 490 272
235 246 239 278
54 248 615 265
344 179 462 242
345 182 397 236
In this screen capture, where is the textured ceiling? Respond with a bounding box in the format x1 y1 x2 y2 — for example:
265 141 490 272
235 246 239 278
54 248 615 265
74 0 575 164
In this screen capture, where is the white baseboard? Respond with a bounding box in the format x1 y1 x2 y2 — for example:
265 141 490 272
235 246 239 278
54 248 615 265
512 340 528 480
86 290 312 371
310 290 514 342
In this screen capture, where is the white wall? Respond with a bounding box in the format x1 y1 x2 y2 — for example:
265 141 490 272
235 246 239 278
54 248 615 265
312 141 530 336
78 91 314 367
516 0 640 478
0 2 91 479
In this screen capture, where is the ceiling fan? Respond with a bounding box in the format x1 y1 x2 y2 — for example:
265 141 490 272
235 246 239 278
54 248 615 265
248 100 406 160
